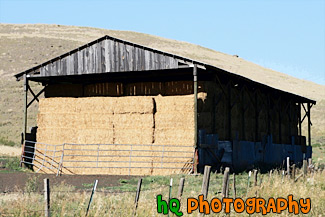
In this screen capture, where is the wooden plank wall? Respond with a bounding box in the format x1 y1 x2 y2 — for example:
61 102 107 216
40 39 179 76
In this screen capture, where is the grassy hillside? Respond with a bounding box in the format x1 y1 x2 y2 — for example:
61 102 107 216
0 23 324 146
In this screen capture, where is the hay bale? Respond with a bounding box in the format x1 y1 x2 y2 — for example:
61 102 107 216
113 96 154 114
114 129 153 144
113 113 154 129
154 128 194 145
154 95 194 113
155 112 194 129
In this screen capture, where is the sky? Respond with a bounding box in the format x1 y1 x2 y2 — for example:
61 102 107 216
0 0 324 85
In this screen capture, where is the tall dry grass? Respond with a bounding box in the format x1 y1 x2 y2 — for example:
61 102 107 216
0 169 324 216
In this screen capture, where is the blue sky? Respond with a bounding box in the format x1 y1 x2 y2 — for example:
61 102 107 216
1 0 324 85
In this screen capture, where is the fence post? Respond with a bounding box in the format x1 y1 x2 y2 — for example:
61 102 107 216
303 160 307 177
291 164 296 180
286 157 290 178
308 158 312 173
232 173 236 198
222 167 230 198
253 169 258 186
246 170 252 196
177 178 185 200
168 178 173 217
201 166 211 199
44 178 50 217
133 178 142 217
85 180 98 217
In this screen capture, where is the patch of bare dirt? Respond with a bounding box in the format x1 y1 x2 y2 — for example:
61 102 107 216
0 172 137 193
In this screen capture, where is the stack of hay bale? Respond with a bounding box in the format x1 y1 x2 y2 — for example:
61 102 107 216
36 95 194 175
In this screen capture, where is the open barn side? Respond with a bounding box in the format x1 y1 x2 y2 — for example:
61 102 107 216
34 95 194 175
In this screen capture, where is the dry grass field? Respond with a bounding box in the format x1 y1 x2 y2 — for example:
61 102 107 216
0 167 324 216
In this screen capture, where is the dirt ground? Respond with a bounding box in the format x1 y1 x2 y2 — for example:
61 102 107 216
0 146 138 193
0 170 138 193
0 145 21 157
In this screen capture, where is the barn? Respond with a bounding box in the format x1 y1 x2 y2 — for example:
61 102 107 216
15 35 315 175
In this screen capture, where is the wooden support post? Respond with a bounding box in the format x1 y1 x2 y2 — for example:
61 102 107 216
241 90 245 140
133 178 142 217
177 178 185 200
222 167 230 198
228 84 232 140
255 91 258 142
292 164 296 180
201 166 211 199
212 95 216 133
232 173 236 198
44 178 50 217
308 158 312 173
286 157 290 177
23 74 28 141
307 103 311 146
298 103 302 146
267 94 271 135
278 98 282 144
303 160 307 177
253 169 258 186
193 64 198 174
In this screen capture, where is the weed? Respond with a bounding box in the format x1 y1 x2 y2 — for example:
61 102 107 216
24 175 38 194
82 183 94 188
4 156 22 171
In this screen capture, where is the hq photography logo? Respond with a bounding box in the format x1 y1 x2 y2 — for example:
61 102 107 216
156 194 311 216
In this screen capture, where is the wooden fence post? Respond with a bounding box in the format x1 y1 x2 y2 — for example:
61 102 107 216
168 178 173 217
308 158 312 173
44 178 50 217
222 167 230 198
201 166 211 199
177 178 185 200
246 170 252 196
292 164 296 180
253 169 258 186
232 173 236 198
132 178 142 217
303 160 307 177
286 157 290 178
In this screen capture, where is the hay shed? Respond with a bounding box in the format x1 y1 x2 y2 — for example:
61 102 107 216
15 35 315 175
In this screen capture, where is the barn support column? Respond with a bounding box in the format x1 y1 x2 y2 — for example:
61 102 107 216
241 89 245 141
267 94 271 136
278 97 282 144
23 74 28 141
227 84 232 140
193 64 198 173
298 103 302 146
307 103 311 146
255 91 259 142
